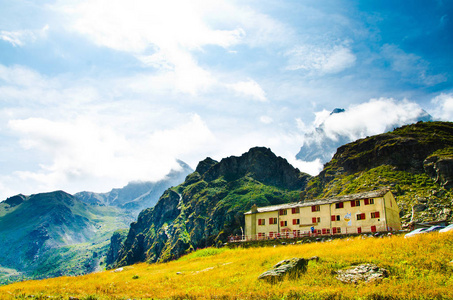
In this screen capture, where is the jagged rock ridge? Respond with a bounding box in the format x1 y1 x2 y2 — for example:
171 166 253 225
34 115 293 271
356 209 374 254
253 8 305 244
112 147 311 268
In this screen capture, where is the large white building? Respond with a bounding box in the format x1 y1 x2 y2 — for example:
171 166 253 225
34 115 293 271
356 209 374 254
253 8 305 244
244 189 401 240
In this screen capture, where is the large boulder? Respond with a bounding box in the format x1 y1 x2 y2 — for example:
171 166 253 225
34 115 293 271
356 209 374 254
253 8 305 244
336 263 389 284
258 257 316 284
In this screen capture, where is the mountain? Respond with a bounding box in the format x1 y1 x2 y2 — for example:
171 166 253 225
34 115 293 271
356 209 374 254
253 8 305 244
112 122 453 269
75 160 193 216
111 147 311 268
296 108 433 165
0 191 131 284
302 121 453 225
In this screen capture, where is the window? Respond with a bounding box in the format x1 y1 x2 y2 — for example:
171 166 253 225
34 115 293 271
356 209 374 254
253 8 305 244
333 227 341 234
258 219 265 225
292 219 300 225
335 202 344 209
311 205 320 212
364 198 375 205
279 209 287 215
371 211 380 219
356 213 366 220
312 217 321 223
258 232 265 238
269 217 277 225
317 229 322 234
291 207 300 214
331 215 341 221
351 200 360 207
280 220 287 227
326 228 330 234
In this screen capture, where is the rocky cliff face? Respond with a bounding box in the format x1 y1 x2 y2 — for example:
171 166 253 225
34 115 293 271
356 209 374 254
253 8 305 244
318 122 453 183
113 147 311 267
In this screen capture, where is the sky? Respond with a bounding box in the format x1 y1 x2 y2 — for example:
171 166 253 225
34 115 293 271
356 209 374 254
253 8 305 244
0 0 452 200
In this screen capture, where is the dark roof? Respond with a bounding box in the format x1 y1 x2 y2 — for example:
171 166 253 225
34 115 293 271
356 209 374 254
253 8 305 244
244 189 390 215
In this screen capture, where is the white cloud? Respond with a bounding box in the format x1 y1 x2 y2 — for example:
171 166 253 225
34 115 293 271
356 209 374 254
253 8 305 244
0 25 49 47
54 0 250 95
7 114 214 194
286 43 356 74
320 98 430 141
260 116 273 124
227 79 267 102
430 93 453 121
380 44 446 86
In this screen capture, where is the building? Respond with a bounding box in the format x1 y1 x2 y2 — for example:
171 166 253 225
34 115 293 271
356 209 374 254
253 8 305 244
244 189 401 240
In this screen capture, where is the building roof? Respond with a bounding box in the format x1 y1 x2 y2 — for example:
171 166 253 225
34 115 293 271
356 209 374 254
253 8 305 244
244 189 390 215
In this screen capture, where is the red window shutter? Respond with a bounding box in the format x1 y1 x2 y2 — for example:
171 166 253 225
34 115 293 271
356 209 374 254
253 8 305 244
364 198 369 205
361 213 365 219
312 217 317 223
331 215 336 221
292 219 296 225
351 200 356 207
311 206 315 212
280 221 284 227
269 218 272 224
332 227 337 234
322 228 326 234
375 211 380 218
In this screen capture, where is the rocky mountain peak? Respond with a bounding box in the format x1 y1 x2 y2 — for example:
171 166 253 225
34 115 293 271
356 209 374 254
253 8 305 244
194 157 218 175
203 147 306 190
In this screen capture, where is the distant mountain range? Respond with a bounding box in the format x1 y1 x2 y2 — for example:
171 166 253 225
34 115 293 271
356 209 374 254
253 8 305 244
75 160 193 216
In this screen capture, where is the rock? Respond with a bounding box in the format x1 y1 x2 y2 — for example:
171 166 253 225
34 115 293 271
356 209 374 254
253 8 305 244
258 257 310 284
336 264 389 284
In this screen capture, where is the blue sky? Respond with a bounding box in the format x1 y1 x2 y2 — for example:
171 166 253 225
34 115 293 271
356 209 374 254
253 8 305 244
0 0 452 199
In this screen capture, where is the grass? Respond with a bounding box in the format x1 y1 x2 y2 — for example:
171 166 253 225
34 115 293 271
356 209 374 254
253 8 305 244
1 232 452 299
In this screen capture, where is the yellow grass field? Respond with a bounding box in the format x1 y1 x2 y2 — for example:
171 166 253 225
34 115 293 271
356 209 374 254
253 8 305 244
1 232 452 300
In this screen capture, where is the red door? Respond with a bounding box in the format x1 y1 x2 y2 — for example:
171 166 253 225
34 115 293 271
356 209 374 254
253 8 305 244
371 226 377 232
357 227 362 234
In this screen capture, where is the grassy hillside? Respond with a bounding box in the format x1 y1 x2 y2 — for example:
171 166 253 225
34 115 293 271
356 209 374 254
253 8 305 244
1 232 452 299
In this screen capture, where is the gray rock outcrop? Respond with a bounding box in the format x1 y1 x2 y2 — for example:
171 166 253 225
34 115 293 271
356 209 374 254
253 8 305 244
336 263 389 284
258 257 313 284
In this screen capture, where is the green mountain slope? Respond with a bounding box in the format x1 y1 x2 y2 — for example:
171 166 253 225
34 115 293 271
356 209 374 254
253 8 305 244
112 147 311 267
302 121 453 224
0 191 131 284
